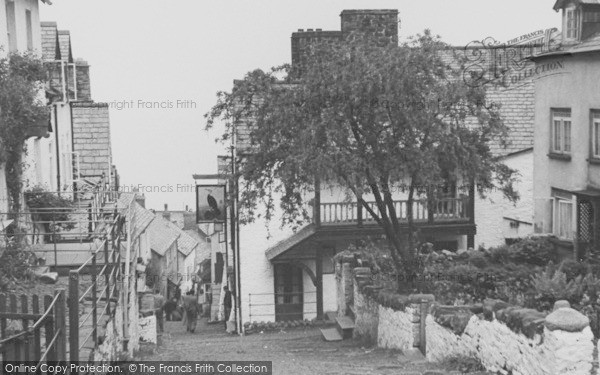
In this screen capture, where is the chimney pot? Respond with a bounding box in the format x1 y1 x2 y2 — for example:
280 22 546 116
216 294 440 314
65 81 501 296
185 205 189 211
164 204 168 211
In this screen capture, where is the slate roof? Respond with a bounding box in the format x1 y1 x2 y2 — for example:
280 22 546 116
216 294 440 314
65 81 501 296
265 224 317 261
173 224 198 257
131 203 155 241
185 229 211 262
436 48 535 157
564 32 600 54
147 215 180 256
554 0 600 11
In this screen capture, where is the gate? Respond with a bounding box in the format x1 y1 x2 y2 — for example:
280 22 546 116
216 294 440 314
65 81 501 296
0 291 67 363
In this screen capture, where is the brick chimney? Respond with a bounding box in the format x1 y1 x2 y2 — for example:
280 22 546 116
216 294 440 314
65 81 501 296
162 204 171 221
340 9 399 46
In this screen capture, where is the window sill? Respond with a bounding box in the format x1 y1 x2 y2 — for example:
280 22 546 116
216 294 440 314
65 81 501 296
549 237 575 248
548 152 572 161
588 158 600 165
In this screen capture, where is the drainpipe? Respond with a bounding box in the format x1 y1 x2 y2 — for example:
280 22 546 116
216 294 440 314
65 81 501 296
54 105 61 191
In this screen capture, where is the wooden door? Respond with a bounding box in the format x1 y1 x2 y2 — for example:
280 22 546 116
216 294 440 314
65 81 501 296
274 264 303 321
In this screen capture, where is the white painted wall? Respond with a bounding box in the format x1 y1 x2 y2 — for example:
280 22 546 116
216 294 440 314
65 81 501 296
533 55 600 235
475 150 534 248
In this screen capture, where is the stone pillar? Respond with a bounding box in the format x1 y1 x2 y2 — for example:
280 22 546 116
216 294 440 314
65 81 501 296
543 302 594 375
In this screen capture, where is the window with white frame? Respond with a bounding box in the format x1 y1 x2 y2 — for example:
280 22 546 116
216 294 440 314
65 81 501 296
553 190 574 240
592 111 600 159
551 109 572 154
566 8 581 40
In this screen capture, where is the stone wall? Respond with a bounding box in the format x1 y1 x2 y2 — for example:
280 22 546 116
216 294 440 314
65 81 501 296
342 262 595 375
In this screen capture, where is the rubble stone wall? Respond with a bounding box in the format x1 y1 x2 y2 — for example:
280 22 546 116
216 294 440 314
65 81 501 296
345 263 595 375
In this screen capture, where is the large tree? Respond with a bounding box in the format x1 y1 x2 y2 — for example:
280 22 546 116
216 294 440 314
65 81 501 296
206 31 518 276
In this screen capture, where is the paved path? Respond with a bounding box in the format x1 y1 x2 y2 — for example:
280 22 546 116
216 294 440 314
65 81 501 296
142 319 464 375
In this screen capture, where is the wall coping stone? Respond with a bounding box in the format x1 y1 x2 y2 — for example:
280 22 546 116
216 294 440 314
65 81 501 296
553 300 570 311
353 267 371 276
496 307 547 338
430 305 474 335
545 307 590 332
407 294 435 304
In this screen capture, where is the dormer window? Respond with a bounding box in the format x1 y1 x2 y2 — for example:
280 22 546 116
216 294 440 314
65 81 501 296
566 6 581 40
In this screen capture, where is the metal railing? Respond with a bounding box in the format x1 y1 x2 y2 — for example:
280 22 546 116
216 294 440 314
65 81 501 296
0 188 136 362
248 291 318 322
0 290 67 363
68 222 123 360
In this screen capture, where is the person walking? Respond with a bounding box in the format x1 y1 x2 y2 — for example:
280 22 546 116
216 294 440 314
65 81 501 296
163 297 178 321
182 288 200 333
223 286 232 330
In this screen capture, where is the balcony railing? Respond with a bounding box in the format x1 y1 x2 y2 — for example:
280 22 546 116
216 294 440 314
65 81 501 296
318 197 471 226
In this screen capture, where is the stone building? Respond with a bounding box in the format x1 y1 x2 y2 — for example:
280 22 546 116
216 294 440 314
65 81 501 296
532 0 600 258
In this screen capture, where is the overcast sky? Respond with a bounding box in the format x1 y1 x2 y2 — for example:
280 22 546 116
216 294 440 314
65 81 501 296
39 0 560 211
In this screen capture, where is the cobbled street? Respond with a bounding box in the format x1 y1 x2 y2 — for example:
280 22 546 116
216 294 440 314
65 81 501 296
141 320 473 375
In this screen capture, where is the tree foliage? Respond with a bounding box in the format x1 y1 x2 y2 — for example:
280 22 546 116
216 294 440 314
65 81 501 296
206 31 518 275
0 52 47 214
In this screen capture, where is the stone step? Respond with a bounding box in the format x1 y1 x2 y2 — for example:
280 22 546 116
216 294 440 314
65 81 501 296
348 304 355 321
325 311 337 321
335 316 355 339
320 327 343 342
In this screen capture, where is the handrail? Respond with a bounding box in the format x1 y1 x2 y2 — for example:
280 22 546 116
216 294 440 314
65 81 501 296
36 329 61 364
30 293 60 331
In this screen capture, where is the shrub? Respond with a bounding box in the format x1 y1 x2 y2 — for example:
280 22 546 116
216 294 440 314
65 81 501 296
468 252 488 269
505 236 559 266
25 188 76 234
0 240 36 291
532 263 585 310
441 356 486 372
559 259 590 281
486 244 510 264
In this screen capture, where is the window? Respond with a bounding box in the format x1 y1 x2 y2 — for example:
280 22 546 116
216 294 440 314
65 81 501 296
592 111 600 159
551 109 572 154
583 11 600 22
567 8 581 40
321 248 336 274
25 10 33 50
553 191 574 240
5 0 16 52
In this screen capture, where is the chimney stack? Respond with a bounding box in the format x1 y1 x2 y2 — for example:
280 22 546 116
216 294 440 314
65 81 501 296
340 9 399 46
164 204 168 211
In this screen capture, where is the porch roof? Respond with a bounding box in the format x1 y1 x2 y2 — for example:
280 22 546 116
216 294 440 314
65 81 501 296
571 188 600 198
265 224 317 261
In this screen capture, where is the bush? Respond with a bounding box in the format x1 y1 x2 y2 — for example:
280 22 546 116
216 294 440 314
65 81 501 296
441 356 486 373
25 188 76 234
0 241 36 291
559 259 590 281
505 236 559 266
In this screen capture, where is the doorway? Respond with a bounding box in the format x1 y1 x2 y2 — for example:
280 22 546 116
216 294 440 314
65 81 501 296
274 263 303 321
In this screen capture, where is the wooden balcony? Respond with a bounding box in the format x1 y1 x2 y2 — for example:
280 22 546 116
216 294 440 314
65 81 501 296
318 197 471 226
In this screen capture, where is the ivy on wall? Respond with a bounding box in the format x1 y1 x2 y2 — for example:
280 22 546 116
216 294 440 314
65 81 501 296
0 52 48 215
